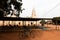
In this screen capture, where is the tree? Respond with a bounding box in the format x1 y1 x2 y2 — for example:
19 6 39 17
52 17 60 25
40 20 45 27
0 0 23 17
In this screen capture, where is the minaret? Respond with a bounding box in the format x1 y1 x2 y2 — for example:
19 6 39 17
32 8 36 18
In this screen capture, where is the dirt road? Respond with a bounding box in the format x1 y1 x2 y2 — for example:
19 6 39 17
0 29 60 40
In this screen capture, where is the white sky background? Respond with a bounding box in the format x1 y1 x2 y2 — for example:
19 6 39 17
20 0 60 18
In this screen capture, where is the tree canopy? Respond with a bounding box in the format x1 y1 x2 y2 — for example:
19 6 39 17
0 0 23 17
52 17 60 24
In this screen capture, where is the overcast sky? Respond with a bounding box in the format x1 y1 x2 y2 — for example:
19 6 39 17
20 0 60 18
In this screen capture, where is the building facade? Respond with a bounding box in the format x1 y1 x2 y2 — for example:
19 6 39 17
0 8 41 26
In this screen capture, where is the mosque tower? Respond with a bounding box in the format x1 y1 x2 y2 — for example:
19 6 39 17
31 8 37 18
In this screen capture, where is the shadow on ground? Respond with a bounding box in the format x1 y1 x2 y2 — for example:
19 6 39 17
0 29 43 40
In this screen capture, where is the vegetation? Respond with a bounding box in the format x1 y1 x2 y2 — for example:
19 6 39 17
0 0 23 17
0 0 37 40
40 20 45 27
52 17 60 25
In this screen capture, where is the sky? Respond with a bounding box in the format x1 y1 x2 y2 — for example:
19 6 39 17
20 0 60 18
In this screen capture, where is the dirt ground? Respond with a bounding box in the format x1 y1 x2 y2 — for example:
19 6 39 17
45 24 60 30
0 24 60 40
0 29 60 40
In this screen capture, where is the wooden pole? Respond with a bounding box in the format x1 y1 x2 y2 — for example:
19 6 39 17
36 21 37 26
56 20 57 30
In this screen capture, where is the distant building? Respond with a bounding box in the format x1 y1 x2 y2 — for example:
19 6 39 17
24 8 40 26
13 8 40 26
31 8 37 18
0 8 41 26
46 20 52 24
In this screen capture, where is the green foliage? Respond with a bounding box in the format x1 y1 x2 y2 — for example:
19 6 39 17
40 20 45 26
0 0 23 17
52 17 60 24
40 20 45 24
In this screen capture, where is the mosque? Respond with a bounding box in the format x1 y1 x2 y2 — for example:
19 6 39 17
0 8 41 26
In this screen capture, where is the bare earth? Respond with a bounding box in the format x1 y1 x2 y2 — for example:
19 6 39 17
0 29 60 40
45 24 60 30
0 24 60 40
